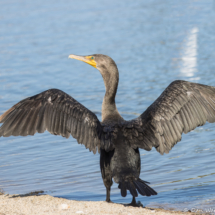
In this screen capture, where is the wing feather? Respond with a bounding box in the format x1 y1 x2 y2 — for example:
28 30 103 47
0 89 112 153
124 80 215 154
37 104 46 133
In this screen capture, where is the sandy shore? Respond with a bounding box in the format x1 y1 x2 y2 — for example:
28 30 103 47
0 192 196 215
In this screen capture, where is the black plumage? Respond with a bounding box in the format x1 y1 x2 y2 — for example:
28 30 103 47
1 54 215 206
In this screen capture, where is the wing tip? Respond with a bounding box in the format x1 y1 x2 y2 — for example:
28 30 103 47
0 106 16 123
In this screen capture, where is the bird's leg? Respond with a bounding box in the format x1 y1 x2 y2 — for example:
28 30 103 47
126 197 143 207
106 186 113 203
100 149 114 203
130 196 137 206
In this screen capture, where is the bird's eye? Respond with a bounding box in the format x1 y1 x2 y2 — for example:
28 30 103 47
91 57 94 60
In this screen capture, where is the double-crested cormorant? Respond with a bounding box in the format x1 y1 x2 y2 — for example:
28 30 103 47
1 54 215 206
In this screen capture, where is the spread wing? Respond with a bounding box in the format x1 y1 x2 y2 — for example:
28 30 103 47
124 80 215 154
0 89 113 154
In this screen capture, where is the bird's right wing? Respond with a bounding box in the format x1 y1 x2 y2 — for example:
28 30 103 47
0 89 113 154
123 80 215 155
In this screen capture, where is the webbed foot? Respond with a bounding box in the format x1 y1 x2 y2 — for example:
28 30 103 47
125 197 144 207
106 199 114 203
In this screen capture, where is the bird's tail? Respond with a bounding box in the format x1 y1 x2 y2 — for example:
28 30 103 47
118 178 157 197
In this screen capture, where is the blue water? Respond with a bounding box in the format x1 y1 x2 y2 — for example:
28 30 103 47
0 0 215 212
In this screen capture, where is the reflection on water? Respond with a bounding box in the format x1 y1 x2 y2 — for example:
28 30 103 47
180 27 199 79
0 0 215 212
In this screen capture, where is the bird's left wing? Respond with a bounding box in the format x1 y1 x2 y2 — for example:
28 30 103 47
0 89 113 153
123 80 215 155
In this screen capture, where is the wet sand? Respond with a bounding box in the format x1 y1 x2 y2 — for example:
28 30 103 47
0 193 195 215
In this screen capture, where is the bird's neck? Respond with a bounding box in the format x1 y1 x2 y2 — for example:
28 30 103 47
101 66 122 122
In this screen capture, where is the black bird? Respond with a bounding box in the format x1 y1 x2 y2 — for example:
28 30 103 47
1 54 215 206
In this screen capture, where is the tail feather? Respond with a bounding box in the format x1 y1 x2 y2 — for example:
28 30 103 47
120 181 127 197
128 181 138 197
137 179 157 196
119 178 157 198
138 178 150 184
133 180 147 196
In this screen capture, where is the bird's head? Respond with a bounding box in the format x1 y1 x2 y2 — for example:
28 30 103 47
68 54 118 78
